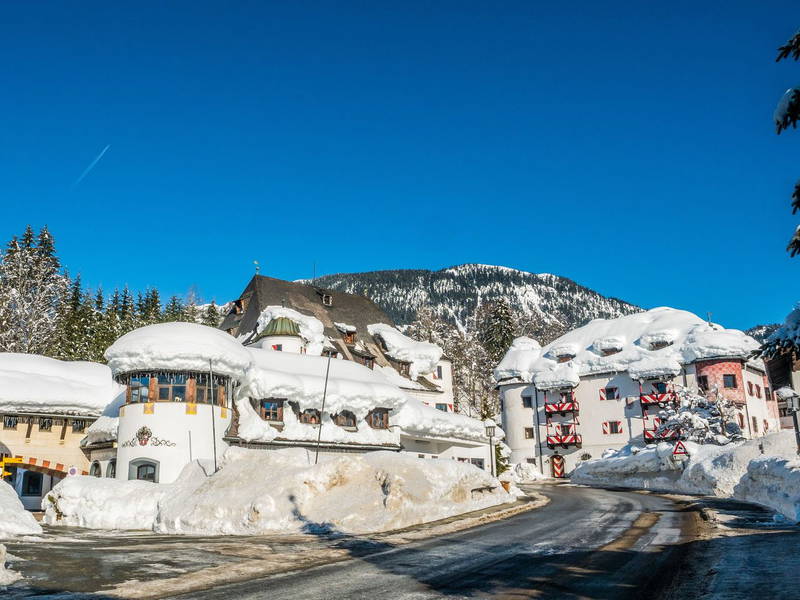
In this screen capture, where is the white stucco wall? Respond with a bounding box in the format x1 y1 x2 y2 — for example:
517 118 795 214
116 402 230 484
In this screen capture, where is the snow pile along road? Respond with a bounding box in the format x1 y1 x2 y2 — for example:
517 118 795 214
44 448 513 535
573 431 800 520
0 481 42 538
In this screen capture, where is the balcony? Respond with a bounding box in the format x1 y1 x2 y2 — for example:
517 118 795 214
546 433 582 448
643 428 680 442
639 391 677 406
544 401 580 415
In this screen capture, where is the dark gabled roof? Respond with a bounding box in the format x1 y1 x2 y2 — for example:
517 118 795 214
220 275 397 371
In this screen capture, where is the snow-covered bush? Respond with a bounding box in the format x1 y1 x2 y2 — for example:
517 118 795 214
653 386 741 445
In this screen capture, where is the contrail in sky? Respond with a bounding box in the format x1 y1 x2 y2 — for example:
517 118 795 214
71 144 111 188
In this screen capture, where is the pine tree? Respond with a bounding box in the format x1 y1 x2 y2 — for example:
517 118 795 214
478 299 516 364
773 29 800 256
201 302 222 327
0 226 68 354
162 295 186 322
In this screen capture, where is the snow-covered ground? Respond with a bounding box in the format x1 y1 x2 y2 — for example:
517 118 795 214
44 448 514 535
572 431 800 521
0 481 41 539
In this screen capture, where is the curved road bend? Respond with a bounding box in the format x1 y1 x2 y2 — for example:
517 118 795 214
175 484 692 600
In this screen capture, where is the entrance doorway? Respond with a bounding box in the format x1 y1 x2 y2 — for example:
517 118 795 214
551 454 565 478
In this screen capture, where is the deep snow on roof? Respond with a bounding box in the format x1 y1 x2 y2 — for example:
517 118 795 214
105 322 253 379
495 307 761 387
0 353 124 416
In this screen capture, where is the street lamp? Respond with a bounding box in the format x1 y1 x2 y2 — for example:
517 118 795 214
785 390 800 456
485 422 496 477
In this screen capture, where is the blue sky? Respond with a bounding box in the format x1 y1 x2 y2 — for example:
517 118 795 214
1 1 798 329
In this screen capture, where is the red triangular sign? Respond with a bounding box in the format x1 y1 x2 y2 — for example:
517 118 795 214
672 441 689 456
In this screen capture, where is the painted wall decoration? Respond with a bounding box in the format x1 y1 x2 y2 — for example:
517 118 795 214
120 426 177 448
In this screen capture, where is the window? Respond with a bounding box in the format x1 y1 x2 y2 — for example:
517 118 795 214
435 403 448 412
89 461 101 477
436 365 443 380
106 460 116 478
651 341 672 350
353 353 374 369
765 387 772 400
194 373 225 405
38 418 53 432
557 355 572 364
259 399 284 422
322 349 338 358
653 381 668 394
723 374 737 389
738 413 745 428
157 373 188 402
271 344 283 351
752 416 758 433
764 419 770 432
366 409 389 429
343 331 356 345
604 421 622 434
526 458 537 465
747 382 754 396
580 453 592 461
3 415 17 430
522 396 533 408
322 294 333 306
560 391 573 402
603 387 619 400
136 463 157 482
21 471 42 496
559 424 572 436
128 375 151 403
334 411 357 428
755 385 762 398
470 458 485 469
71 419 86 433
524 427 534 439
299 409 321 425
697 375 709 391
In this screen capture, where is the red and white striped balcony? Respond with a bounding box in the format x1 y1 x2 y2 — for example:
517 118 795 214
544 401 579 415
546 423 582 447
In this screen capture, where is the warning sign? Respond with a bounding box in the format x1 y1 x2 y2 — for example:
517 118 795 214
672 440 689 456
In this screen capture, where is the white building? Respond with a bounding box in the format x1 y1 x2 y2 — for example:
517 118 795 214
496 307 781 478
84 321 493 484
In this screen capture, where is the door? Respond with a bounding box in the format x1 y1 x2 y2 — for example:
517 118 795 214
551 454 565 478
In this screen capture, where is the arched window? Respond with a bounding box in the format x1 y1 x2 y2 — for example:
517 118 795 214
21 471 43 496
366 409 389 429
106 460 116 478
129 459 159 483
136 463 156 482
89 461 101 477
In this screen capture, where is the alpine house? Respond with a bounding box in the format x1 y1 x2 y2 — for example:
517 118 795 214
495 307 780 477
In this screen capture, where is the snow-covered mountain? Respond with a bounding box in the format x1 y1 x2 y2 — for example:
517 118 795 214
745 323 780 344
306 264 640 343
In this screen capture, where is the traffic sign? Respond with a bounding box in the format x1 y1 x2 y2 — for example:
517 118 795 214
673 440 689 456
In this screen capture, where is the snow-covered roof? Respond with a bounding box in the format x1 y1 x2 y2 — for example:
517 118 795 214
334 322 357 334
244 349 407 417
394 401 494 443
761 305 800 358
254 306 326 355
0 353 124 416
494 307 761 385
367 323 443 379
105 322 252 379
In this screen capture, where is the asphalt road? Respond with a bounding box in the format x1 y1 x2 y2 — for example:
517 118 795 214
173 484 691 600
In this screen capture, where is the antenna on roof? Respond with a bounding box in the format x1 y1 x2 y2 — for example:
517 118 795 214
707 311 712 326
281 298 286 308
313 261 316 283
254 260 260 274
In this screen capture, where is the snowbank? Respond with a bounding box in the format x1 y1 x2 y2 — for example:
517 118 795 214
0 353 123 416
533 365 579 390
504 462 549 483
105 322 252 379
45 448 512 535
368 323 442 379
572 432 800 520
494 307 761 383
255 306 326 356
0 481 42 538
0 544 22 586
81 415 119 446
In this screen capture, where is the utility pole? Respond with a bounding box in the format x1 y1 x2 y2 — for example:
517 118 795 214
208 360 218 473
314 354 333 465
